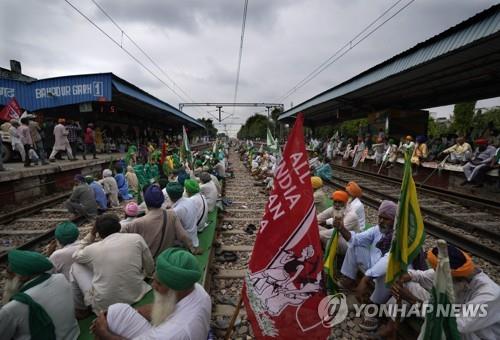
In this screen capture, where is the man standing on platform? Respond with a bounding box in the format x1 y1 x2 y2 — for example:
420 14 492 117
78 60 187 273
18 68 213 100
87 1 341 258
19 117 34 167
0 250 80 339
9 120 25 163
67 120 82 160
91 248 211 340
49 118 74 162
25 112 49 166
83 123 97 160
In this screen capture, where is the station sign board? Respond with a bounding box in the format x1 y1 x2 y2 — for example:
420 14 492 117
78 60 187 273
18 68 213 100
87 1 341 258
0 73 112 112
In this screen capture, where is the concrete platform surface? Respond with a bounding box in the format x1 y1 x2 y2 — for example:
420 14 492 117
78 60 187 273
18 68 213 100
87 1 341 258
0 153 124 183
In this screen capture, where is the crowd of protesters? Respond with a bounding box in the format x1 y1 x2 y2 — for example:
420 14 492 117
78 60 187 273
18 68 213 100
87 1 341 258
306 130 500 189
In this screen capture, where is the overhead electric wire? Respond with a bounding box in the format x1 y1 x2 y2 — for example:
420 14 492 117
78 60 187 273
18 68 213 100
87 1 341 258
232 0 249 108
89 0 197 104
277 0 415 102
64 0 188 103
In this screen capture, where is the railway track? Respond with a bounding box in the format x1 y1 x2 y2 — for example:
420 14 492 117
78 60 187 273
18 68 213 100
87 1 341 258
208 148 264 339
325 166 500 266
0 197 89 263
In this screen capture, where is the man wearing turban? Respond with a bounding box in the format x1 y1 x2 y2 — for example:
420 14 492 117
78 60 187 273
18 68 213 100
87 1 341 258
379 244 500 339
71 214 154 315
317 190 360 253
198 172 218 212
345 181 366 230
47 221 80 281
100 168 119 207
461 139 497 187
334 200 398 302
85 175 108 213
92 248 211 339
184 179 209 233
122 185 195 257
167 182 201 254
64 174 98 219
311 176 329 213
0 250 79 339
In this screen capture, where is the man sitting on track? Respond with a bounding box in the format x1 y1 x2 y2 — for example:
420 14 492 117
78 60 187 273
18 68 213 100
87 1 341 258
345 181 366 230
0 250 80 339
378 244 500 340
48 221 80 281
71 213 154 316
167 182 202 254
85 175 108 214
65 174 98 219
317 190 360 253
199 172 219 212
121 185 195 257
184 179 209 233
91 248 211 340
311 176 329 214
333 200 398 330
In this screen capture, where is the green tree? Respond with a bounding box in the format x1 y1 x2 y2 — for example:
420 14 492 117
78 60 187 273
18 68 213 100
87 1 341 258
427 116 449 137
451 102 476 135
237 113 271 140
192 118 218 138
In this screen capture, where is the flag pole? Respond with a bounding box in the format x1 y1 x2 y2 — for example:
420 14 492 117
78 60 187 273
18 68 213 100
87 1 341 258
224 294 243 340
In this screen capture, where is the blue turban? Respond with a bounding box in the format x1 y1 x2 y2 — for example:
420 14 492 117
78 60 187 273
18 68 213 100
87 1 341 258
144 185 164 208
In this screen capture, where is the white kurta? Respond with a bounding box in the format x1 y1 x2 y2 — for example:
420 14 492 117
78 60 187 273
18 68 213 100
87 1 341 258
189 193 208 232
341 225 391 303
172 197 199 247
107 283 211 340
53 124 70 151
318 208 359 254
348 197 365 230
200 181 218 212
210 174 222 195
71 233 154 313
0 274 80 340
409 269 500 340
49 241 80 281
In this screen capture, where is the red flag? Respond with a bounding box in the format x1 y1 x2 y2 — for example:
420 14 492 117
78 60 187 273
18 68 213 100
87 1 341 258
0 97 21 122
242 112 330 339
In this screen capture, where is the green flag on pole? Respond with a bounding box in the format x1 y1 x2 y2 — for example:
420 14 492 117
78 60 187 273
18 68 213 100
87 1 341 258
180 125 192 167
418 240 461 340
267 128 278 151
385 150 425 285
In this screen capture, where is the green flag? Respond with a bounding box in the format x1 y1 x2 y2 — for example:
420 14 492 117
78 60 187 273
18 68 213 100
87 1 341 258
267 128 278 151
323 229 339 294
418 240 461 340
385 151 425 285
180 125 192 166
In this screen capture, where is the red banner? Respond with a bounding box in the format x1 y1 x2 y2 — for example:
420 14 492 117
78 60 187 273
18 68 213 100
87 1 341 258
0 97 21 122
242 112 330 339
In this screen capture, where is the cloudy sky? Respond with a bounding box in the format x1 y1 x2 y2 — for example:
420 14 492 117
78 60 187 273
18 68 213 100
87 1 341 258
1 0 499 136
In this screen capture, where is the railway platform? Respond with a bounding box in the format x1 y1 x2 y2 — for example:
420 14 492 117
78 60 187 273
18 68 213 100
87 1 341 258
0 153 124 206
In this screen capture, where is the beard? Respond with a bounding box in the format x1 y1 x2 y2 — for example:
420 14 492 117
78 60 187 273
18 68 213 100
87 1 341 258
151 289 177 327
332 207 345 219
2 275 22 305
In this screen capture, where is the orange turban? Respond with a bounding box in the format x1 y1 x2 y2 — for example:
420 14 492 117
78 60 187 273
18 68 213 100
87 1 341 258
332 190 349 203
346 181 362 198
427 248 475 278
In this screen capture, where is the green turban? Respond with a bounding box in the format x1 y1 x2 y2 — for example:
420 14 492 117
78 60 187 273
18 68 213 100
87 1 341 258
166 182 184 200
55 221 79 245
155 248 201 291
184 179 200 194
84 175 94 184
8 250 53 276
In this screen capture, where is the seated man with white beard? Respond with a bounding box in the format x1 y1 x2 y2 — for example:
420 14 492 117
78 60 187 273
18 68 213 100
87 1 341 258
317 190 360 253
0 250 79 339
334 200 397 330
91 248 211 340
